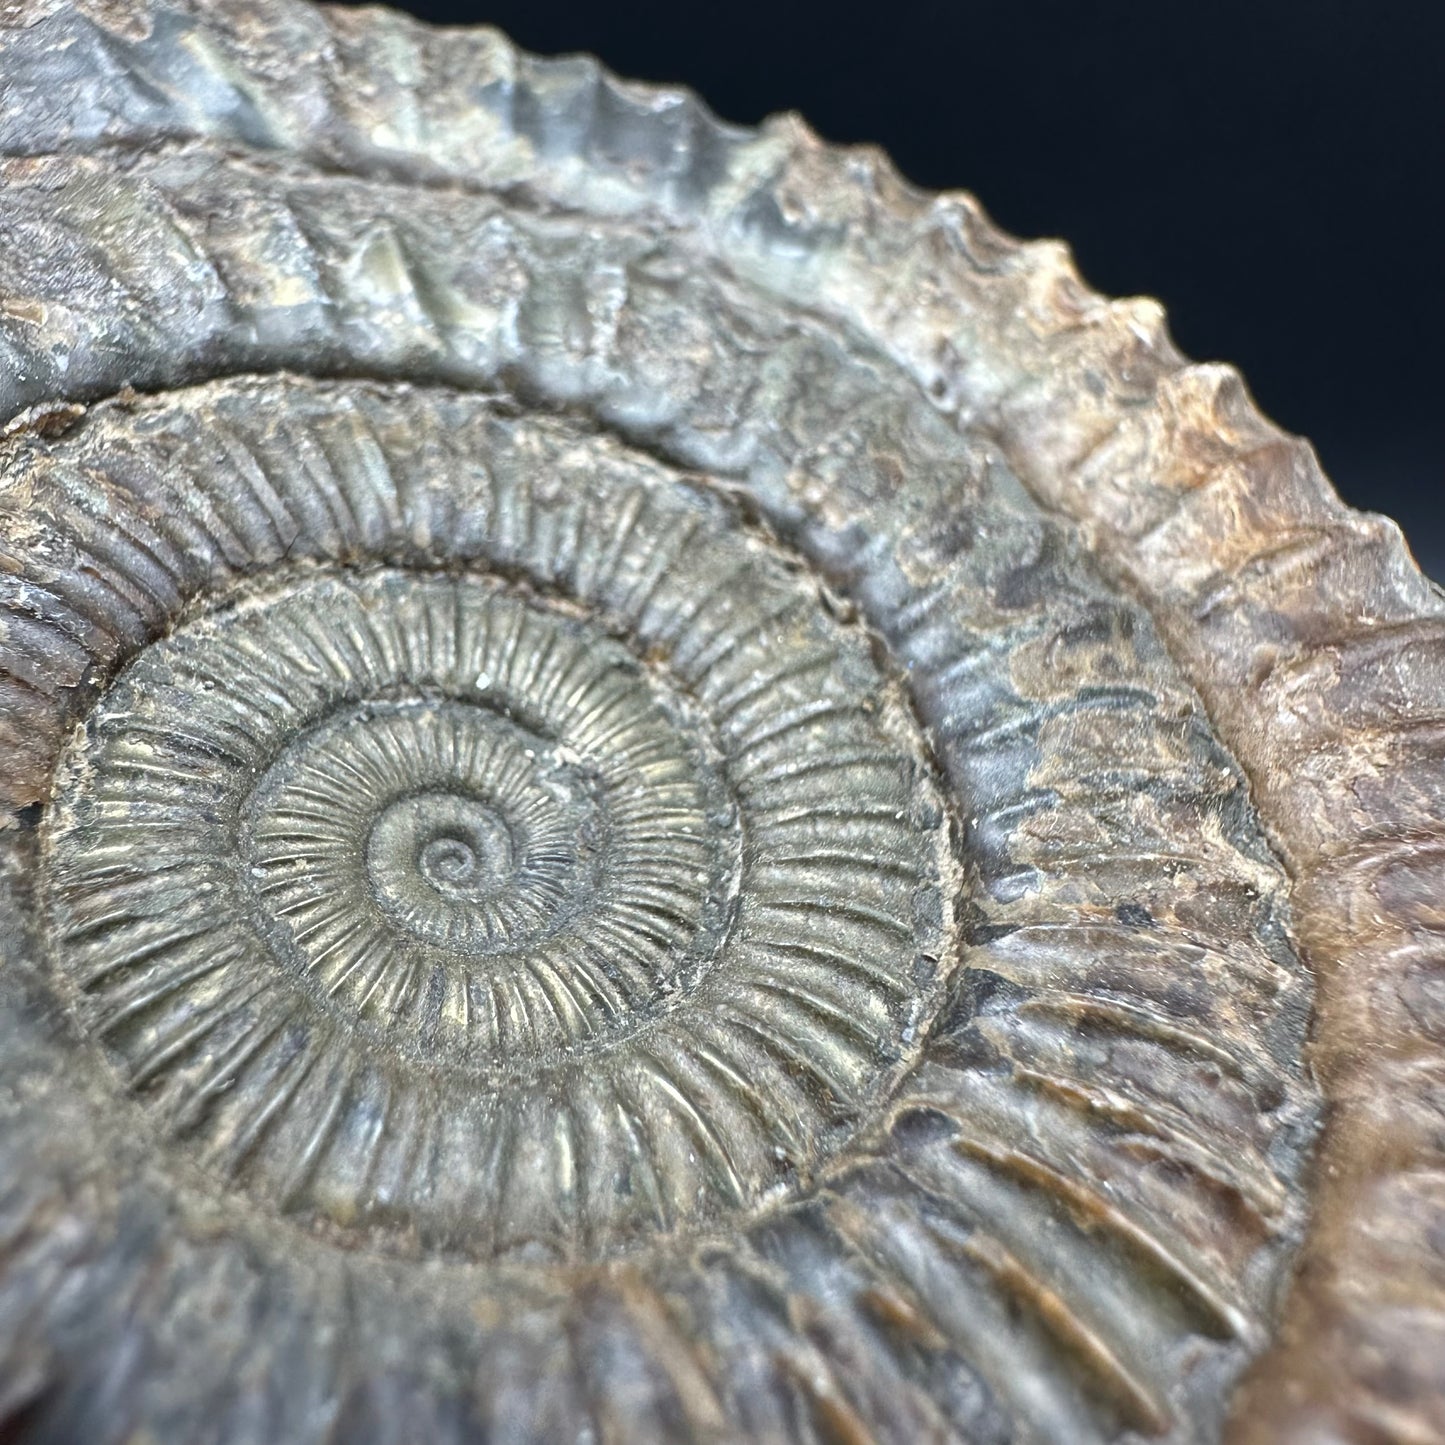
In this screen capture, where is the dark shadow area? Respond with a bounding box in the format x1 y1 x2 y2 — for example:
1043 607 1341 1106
348 0 1445 579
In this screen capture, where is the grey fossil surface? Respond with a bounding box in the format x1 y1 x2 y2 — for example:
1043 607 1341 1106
0 3 1438 1442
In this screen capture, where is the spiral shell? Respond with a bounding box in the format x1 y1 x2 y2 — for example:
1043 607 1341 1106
0 2 1439 1442
41 406 955 1257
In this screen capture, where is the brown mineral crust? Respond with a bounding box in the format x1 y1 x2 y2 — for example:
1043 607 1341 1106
671 120 1445 1442
1006 380 1445 1444
837 206 1445 1441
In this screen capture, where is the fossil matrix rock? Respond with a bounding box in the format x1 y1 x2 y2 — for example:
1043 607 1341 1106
0 2 1438 1442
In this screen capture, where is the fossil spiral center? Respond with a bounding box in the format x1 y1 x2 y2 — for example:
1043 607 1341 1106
41 472 954 1257
245 691 630 991
229 601 735 1058
420 827 504 891
372 790 534 915
416 817 509 893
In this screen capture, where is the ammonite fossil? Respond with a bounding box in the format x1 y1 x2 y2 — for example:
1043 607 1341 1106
0 3 1439 1442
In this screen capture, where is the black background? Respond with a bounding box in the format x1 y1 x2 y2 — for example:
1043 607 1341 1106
353 1 1444 579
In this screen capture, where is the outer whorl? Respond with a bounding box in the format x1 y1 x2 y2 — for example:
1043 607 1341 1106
0 4 1436 1443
